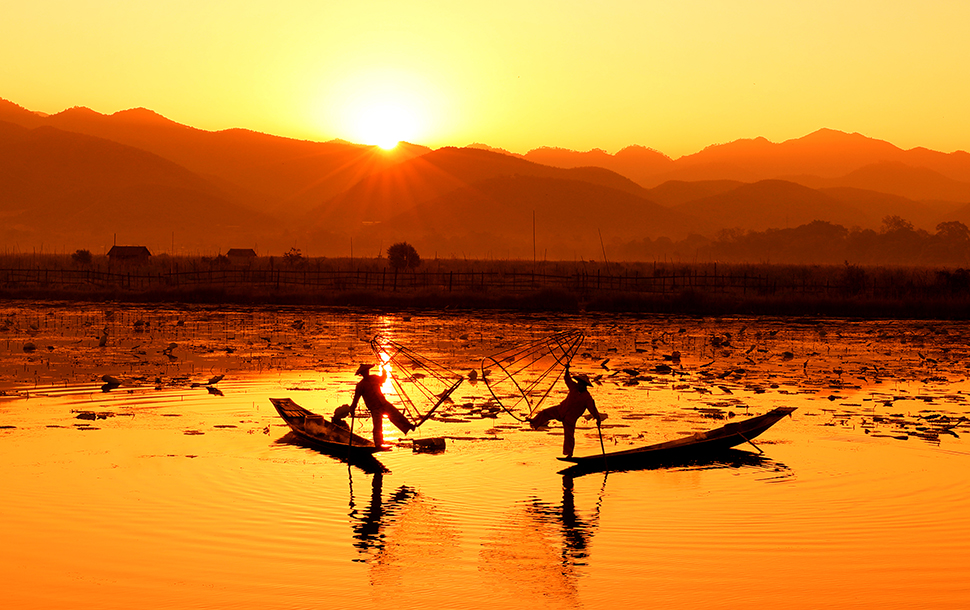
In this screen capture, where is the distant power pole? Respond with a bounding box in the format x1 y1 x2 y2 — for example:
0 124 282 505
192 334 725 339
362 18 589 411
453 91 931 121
533 210 536 270
599 229 611 274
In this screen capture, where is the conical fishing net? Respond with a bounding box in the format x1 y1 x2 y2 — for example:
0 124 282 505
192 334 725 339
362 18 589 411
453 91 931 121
369 335 465 427
482 330 585 422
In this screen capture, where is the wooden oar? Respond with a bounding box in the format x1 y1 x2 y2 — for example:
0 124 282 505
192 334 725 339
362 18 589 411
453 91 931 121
738 431 763 454
348 404 356 459
596 417 608 469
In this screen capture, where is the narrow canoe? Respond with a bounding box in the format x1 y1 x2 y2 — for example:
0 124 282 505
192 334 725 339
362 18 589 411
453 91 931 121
270 397 382 456
558 406 796 469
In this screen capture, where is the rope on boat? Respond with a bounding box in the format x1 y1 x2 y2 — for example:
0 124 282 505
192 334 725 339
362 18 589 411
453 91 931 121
370 335 465 427
482 330 585 422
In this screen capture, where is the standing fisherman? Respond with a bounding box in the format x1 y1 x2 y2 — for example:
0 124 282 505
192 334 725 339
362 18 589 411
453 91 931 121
342 363 415 448
529 364 603 458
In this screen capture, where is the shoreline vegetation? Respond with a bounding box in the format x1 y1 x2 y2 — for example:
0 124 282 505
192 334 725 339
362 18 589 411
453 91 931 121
2 253 970 319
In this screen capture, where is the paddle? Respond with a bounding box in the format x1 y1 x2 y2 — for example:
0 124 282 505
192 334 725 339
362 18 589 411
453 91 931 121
348 403 356 459
739 432 763 454
596 416 607 469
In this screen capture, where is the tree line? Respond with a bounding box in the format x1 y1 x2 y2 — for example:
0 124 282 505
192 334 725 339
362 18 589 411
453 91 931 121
613 217 970 266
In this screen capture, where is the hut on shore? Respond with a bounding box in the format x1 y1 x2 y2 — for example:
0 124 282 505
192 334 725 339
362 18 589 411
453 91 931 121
226 248 257 266
107 245 152 263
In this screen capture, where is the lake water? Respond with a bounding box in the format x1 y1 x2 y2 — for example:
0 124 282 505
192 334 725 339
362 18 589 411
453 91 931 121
2 303 969 609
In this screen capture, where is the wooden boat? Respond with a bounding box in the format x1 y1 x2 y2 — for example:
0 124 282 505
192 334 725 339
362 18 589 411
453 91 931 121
558 406 796 470
270 397 382 457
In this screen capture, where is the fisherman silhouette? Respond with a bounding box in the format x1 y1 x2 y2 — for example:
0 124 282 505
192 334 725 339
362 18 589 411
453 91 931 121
343 363 415 448
529 364 603 458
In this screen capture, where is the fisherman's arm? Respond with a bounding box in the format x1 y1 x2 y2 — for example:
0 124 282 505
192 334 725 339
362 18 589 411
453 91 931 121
564 365 577 391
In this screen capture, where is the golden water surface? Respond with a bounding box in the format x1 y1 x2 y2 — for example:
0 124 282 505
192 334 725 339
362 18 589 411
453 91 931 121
2 304 969 609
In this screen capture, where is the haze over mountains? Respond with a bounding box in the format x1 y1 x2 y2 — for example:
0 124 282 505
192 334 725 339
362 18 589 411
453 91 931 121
3 97 970 262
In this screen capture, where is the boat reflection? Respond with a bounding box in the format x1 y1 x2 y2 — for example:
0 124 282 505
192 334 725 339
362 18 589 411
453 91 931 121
275 431 388 474
514 453 792 591
558 447 791 477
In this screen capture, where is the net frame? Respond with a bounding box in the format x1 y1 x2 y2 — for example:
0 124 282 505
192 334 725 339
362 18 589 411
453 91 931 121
482 330 585 422
369 335 465 427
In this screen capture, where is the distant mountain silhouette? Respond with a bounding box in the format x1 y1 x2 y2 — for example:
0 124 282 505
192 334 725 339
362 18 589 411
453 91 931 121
528 129 970 202
0 100 430 217
524 145 675 186
4 96 970 262
673 180 868 234
34 183 273 254
0 121 219 198
0 99 46 128
674 130 904 179
466 143 525 158
359 174 705 259
817 187 942 231
307 147 653 230
791 161 970 203
645 180 745 207
0 120 272 253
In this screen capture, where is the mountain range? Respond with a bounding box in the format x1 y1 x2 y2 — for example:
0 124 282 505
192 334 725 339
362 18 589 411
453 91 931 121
3 97 970 261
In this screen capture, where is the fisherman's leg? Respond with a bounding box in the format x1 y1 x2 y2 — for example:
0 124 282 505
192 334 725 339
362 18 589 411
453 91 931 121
529 405 560 429
384 404 414 434
562 419 577 457
371 410 385 447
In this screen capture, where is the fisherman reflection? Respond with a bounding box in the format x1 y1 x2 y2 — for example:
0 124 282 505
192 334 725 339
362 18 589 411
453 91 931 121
349 471 416 558
559 474 593 563
526 474 600 567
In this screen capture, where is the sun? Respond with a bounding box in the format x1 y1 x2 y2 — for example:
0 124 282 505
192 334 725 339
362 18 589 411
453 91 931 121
353 100 420 149
316 69 436 148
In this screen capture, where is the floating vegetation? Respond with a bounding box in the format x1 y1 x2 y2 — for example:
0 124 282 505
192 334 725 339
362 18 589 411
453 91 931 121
73 410 117 420
1 302 969 456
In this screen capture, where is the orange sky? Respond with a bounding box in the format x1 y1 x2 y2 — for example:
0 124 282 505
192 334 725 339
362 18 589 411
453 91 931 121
3 1 969 157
